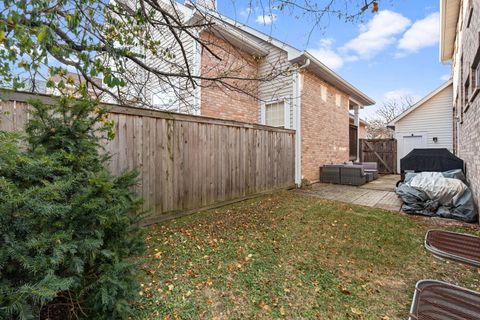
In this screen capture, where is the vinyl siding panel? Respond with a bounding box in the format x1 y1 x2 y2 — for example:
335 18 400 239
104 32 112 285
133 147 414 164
257 47 294 127
395 85 453 150
394 85 453 174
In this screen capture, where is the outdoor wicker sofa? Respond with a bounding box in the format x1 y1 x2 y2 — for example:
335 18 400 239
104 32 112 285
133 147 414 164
320 162 379 186
354 162 379 180
339 165 367 186
319 165 343 184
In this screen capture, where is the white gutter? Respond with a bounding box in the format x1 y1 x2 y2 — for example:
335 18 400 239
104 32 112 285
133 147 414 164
290 52 375 106
293 59 310 187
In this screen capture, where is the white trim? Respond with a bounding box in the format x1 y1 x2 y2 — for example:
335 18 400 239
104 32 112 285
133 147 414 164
260 102 266 124
193 28 202 115
283 99 291 129
292 70 302 187
353 105 360 162
440 0 461 62
261 98 290 128
389 80 453 125
290 52 375 106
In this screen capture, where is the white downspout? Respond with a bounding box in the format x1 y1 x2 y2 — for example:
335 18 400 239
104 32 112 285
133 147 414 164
193 29 202 115
293 58 310 187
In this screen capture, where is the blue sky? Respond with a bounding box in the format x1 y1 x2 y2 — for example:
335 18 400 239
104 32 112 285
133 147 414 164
216 0 451 119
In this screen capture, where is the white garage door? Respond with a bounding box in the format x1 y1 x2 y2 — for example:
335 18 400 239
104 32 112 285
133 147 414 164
402 135 425 158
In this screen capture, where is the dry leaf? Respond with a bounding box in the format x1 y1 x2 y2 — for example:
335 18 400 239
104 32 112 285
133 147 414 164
351 307 362 315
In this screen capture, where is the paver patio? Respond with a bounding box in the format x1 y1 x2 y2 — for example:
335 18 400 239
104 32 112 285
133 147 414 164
299 174 403 211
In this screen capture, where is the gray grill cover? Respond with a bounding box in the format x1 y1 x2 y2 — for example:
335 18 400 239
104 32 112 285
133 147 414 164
395 169 477 223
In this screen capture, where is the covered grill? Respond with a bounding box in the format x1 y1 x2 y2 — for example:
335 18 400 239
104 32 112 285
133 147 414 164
399 148 464 182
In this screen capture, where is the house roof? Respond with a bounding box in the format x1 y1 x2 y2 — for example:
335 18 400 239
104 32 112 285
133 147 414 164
189 4 375 106
388 79 453 126
440 0 461 62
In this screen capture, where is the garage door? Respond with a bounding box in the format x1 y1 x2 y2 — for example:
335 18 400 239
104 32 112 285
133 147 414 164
402 135 425 159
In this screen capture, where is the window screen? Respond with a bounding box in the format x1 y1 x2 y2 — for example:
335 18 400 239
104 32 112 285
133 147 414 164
265 101 285 127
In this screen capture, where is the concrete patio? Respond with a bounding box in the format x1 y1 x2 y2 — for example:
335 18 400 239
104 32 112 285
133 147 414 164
299 175 403 211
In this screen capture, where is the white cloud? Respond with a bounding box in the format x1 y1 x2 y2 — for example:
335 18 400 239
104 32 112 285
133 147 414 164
341 10 411 59
255 14 277 25
383 89 421 103
440 74 451 81
240 7 253 17
397 12 440 56
308 38 344 70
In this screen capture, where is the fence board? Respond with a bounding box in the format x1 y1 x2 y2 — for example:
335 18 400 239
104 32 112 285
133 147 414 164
359 139 397 174
0 92 296 224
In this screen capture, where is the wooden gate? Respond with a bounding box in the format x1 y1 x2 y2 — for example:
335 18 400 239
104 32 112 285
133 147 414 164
359 139 397 174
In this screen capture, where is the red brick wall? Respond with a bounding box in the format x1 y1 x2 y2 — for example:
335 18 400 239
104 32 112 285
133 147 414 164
300 70 350 182
200 32 260 123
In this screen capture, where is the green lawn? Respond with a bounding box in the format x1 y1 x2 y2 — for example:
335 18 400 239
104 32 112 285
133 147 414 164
135 191 480 320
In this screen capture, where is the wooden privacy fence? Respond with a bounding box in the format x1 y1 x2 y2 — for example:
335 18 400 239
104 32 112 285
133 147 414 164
0 91 296 224
359 139 397 174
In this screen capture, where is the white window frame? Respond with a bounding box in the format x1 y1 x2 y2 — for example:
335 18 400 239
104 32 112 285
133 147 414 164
151 79 180 111
260 98 290 129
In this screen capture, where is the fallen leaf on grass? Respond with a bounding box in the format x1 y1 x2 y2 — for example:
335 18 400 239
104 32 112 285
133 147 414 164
351 307 362 315
259 301 271 311
279 306 285 316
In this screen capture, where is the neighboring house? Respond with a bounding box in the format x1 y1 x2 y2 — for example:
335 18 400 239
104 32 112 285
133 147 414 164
137 0 375 185
15 73 102 97
388 80 454 172
440 0 480 209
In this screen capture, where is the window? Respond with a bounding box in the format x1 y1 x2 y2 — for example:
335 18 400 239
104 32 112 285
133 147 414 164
460 55 464 122
151 80 179 111
466 0 474 28
471 42 480 102
264 101 286 127
464 75 470 107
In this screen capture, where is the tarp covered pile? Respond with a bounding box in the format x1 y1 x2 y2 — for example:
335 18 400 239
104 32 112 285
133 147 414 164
395 169 477 223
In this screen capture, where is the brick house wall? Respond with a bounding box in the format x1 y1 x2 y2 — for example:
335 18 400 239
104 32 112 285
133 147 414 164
199 32 260 123
453 2 480 214
197 33 357 184
300 70 350 182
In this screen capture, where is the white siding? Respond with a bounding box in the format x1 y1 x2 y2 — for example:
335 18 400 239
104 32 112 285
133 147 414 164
395 84 454 170
257 46 294 128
